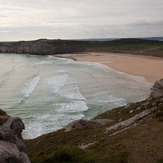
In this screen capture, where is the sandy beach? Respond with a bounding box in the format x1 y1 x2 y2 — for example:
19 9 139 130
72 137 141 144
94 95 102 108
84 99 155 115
55 52 163 83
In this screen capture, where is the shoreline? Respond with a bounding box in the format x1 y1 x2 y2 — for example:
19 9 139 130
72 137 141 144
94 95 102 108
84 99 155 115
54 52 163 83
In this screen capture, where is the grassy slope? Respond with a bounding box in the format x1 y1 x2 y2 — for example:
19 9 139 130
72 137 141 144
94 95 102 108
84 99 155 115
25 96 163 163
87 39 163 57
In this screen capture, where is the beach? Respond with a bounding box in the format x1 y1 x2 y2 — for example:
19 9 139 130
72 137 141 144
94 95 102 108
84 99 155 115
55 52 163 83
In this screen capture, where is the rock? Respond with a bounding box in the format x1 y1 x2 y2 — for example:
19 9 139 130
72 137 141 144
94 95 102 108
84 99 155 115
125 103 137 110
11 118 25 136
90 119 113 126
150 79 163 98
129 110 134 113
0 141 23 163
0 109 30 162
0 109 7 116
64 119 91 132
64 119 113 132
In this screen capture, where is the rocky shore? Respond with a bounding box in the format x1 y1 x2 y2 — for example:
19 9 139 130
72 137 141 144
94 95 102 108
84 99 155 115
0 110 30 163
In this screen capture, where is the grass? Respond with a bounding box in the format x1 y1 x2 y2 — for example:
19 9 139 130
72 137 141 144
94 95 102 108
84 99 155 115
31 145 94 163
25 96 163 163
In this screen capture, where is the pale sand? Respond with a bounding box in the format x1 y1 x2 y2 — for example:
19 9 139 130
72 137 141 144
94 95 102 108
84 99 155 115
55 52 163 83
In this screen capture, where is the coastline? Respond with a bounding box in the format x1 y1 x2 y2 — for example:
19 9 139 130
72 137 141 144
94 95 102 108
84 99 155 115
54 52 163 83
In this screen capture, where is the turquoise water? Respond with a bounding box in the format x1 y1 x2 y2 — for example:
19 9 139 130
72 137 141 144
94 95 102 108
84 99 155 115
0 53 152 139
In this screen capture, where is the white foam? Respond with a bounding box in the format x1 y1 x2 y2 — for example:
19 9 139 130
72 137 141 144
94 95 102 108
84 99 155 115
87 91 126 106
59 86 86 101
22 75 40 98
47 74 68 93
23 112 85 139
56 69 68 73
56 101 88 113
36 61 50 65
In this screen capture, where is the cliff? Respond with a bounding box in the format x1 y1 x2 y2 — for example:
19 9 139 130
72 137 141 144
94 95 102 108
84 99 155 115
0 110 30 163
25 79 163 163
0 39 87 55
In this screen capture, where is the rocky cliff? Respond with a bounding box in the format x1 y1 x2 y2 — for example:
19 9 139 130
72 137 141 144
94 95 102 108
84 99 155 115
0 110 30 163
0 39 87 55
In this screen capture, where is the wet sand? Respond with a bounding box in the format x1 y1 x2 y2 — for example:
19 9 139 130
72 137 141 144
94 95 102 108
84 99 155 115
55 52 163 83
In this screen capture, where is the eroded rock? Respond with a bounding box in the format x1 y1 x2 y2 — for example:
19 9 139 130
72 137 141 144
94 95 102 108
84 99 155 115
0 109 30 163
64 119 113 132
150 79 163 98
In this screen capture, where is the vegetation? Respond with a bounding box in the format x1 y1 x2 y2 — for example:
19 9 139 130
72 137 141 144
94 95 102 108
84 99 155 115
31 145 94 163
0 38 163 57
25 96 163 163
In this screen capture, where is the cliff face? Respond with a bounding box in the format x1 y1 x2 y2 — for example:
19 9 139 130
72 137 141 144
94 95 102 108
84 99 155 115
0 110 30 163
0 39 87 55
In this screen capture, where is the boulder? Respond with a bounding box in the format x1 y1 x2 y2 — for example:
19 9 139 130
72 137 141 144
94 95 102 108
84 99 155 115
0 141 23 163
64 119 90 132
64 119 113 132
125 103 137 110
0 109 30 163
150 79 163 98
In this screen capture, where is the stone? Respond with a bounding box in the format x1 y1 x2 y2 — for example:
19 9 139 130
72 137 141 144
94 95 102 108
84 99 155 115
10 118 25 136
150 79 163 98
64 118 113 132
90 119 113 126
125 103 137 110
0 141 23 163
0 109 7 116
64 119 90 132
0 109 30 162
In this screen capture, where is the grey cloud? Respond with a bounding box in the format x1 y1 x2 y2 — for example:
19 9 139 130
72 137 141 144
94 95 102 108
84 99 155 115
0 0 163 41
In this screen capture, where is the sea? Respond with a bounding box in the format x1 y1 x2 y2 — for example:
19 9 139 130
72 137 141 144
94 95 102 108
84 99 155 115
0 53 152 139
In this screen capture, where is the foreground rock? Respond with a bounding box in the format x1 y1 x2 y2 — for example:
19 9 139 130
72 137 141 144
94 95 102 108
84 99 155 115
0 109 30 163
150 79 163 98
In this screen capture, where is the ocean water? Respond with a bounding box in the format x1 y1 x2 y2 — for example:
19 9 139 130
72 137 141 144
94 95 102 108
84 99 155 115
0 53 152 139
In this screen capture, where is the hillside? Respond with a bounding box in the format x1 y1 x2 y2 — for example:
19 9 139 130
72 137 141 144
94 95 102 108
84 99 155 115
25 79 163 163
0 38 163 57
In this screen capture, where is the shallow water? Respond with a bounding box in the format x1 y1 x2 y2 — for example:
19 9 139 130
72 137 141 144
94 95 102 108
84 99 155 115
0 53 152 139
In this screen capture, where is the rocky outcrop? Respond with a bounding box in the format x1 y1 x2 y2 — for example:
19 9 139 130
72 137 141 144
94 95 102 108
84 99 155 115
150 79 163 98
0 39 87 55
64 119 113 132
0 109 30 163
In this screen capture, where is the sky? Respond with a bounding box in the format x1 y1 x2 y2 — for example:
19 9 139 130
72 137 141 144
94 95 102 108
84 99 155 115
0 0 163 41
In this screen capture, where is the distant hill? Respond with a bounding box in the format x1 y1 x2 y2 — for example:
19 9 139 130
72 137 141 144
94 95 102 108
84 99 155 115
71 37 163 42
0 38 163 57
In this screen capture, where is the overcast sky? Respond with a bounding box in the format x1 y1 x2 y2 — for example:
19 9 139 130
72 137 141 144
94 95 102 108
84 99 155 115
0 0 163 41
